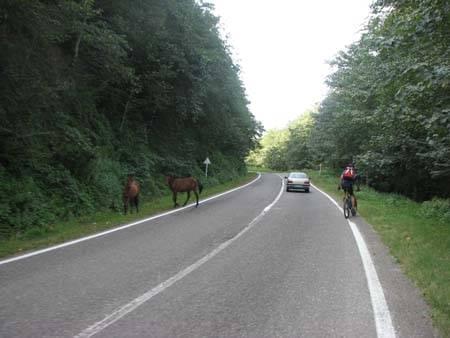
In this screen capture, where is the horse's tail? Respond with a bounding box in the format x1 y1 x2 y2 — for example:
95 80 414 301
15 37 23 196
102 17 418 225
197 180 203 194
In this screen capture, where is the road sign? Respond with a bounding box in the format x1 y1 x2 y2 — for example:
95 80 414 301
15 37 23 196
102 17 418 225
203 157 211 177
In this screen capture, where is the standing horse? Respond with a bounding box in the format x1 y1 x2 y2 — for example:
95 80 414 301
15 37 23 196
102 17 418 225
123 176 140 214
165 175 203 208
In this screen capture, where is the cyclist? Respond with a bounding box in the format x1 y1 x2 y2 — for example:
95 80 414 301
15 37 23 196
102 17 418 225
339 163 357 209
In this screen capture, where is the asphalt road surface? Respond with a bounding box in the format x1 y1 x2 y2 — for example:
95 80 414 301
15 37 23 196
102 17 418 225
0 173 437 337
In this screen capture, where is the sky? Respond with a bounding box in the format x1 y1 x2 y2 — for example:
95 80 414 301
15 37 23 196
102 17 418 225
210 0 373 130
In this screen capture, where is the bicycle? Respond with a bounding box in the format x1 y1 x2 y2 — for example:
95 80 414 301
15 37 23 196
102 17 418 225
343 189 357 219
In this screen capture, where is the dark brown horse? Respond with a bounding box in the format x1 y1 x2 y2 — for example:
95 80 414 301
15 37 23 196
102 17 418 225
123 176 140 214
165 175 203 208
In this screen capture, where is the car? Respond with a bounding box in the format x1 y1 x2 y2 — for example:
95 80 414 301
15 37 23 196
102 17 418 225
285 172 310 192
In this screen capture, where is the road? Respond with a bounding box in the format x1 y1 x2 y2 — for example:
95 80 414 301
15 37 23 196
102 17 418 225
0 173 436 337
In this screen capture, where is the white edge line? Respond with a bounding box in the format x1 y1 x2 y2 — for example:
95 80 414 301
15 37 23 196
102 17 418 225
0 174 262 266
75 176 285 337
311 183 396 338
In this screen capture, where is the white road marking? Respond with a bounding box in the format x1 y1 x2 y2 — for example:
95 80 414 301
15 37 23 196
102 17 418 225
312 183 396 338
75 176 285 337
0 174 262 266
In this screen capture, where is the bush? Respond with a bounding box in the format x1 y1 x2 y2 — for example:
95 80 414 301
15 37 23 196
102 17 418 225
0 168 57 237
143 174 167 199
206 152 243 183
420 198 450 224
0 146 250 237
38 165 96 218
87 157 123 210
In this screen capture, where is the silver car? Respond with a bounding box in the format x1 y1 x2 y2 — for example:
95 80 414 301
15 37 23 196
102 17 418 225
285 172 310 192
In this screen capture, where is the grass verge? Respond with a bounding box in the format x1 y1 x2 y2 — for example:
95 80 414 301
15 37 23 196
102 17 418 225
0 173 257 260
246 165 274 173
308 169 450 337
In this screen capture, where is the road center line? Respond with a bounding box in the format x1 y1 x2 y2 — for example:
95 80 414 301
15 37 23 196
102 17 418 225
75 176 285 338
0 174 261 266
311 183 396 338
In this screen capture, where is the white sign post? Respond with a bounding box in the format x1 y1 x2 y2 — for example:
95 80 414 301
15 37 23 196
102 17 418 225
203 157 211 178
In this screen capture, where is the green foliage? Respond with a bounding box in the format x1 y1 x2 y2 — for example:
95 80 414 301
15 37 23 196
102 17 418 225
246 109 316 171
249 0 449 201
206 152 247 183
284 111 315 169
0 0 260 235
316 0 450 200
247 128 289 170
86 157 123 209
0 167 57 237
254 0 450 200
420 198 450 225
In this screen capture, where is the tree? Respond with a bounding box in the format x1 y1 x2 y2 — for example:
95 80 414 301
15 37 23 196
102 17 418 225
310 0 450 199
0 0 261 236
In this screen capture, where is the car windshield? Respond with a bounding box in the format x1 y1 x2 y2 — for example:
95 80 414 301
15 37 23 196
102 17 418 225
289 173 307 178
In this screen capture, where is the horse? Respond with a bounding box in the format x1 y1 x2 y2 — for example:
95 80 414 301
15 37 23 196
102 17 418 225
123 175 140 214
165 175 203 208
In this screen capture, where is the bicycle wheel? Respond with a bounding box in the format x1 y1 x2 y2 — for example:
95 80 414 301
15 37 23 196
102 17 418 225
351 196 357 216
343 198 350 218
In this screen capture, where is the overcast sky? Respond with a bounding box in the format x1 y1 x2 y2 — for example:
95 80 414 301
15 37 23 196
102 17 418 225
210 0 373 130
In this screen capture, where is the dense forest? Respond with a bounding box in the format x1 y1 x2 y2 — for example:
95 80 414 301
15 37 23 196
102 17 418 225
0 0 262 238
248 0 449 201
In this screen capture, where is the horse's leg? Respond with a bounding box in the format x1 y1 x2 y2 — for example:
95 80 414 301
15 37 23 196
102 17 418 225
135 195 139 213
123 198 128 215
172 192 178 208
194 191 199 207
183 191 191 206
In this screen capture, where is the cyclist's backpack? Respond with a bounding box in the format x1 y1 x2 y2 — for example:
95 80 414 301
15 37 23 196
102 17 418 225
343 167 355 180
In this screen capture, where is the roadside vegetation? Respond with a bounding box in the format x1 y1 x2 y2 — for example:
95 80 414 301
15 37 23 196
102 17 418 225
247 0 449 202
0 172 257 259
0 1 262 241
